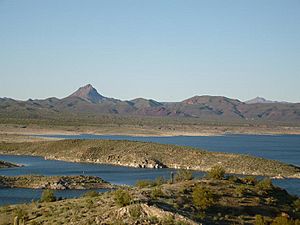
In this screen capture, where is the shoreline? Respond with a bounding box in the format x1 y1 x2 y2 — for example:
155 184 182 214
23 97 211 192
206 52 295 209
1 126 300 143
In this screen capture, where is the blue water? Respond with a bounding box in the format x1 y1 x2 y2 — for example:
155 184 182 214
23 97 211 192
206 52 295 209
0 155 185 205
1 134 300 205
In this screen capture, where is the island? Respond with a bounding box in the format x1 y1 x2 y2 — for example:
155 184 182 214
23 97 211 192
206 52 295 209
0 139 299 178
0 175 112 190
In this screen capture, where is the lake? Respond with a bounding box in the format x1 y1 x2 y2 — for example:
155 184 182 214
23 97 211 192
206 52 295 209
0 134 299 205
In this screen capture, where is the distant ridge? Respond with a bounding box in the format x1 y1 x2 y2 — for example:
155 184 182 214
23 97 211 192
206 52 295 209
0 84 299 124
245 97 290 104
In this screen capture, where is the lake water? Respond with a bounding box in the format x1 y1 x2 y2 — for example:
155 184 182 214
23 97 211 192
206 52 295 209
1 134 300 205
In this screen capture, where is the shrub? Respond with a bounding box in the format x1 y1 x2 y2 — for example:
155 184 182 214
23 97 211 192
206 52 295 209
207 165 225 180
293 199 300 212
14 206 28 220
135 180 155 188
192 185 214 211
155 176 166 186
242 176 257 185
114 189 132 207
82 190 99 198
174 169 193 182
40 189 56 202
151 187 164 199
256 178 273 192
271 216 294 225
129 205 142 219
235 185 247 197
227 175 240 183
254 215 267 225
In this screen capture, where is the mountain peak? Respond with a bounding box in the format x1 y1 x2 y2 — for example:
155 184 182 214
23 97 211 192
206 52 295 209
245 97 274 104
69 84 106 103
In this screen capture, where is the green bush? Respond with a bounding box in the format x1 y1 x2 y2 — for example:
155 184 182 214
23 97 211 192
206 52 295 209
207 165 225 180
40 189 56 202
227 175 240 183
235 185 247 197
293 199 300 212
135 179 155 188
242 176 257 185
129 205 142 219
254 215 267 225
271 216 294 225
256 178 273 192
174 169 193 182
192 185 214 211
82 190 99 198
155 176 166 186
151 187 164 199
114 189 132 207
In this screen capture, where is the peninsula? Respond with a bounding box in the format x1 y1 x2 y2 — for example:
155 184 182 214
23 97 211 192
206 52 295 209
0 139 299 178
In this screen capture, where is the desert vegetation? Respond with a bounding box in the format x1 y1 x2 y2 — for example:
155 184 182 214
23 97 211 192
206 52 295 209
0 168 299 224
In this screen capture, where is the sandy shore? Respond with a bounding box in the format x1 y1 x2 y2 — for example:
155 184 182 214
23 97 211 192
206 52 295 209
0 123 300 142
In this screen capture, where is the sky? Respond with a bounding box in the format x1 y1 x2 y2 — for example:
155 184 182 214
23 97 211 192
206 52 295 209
0 0 299 102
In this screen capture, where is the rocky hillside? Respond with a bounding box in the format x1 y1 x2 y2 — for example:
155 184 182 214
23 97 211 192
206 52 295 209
0 175 299 225
0 139 299 178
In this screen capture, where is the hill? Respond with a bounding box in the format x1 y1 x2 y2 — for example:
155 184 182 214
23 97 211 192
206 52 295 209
1 84 300 126
0 139 299 178
1 175 299 224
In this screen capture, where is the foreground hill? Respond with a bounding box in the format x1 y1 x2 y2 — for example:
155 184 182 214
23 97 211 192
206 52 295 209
1 176 299 224
1 84 300 125
0 139 299 178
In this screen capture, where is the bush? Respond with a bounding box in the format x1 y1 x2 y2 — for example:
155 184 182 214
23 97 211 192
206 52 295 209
293 199 300 212
114 189 132 207
227 175 240 183
151 187 164 199
192 185 214 211
256 178 273 192
271 216 294 225
40 189 56 202
82 190 99 198
129 205 142 219
136 177 166 188
155 176 166 186
174 169 193 182
242 176 257 185
207 165 225 180
135 180 155 188
235 185 247 197
254 215 267 225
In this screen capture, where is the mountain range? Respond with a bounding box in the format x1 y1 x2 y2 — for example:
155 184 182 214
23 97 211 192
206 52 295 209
0 84 299 124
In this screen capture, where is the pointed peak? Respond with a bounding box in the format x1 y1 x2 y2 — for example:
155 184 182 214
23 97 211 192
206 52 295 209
69 84 106 103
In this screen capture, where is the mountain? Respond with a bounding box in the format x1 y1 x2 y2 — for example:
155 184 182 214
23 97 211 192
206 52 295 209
245 97 290 104
0 84 300 124
68 84 107 103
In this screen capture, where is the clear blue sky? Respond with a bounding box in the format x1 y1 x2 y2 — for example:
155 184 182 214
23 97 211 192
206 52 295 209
0 0 299 102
